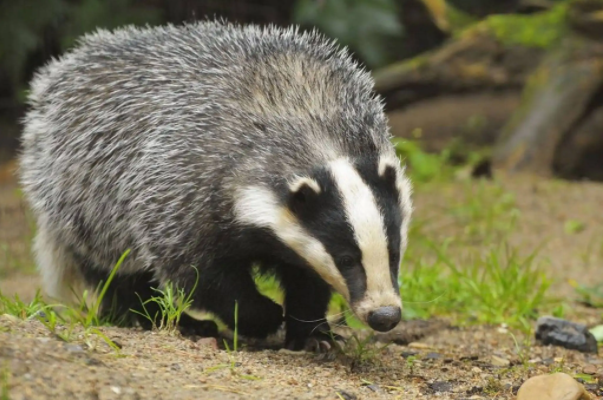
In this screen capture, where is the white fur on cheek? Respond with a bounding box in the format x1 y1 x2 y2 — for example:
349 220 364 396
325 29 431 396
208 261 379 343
232 185 350 299
329 158 401 320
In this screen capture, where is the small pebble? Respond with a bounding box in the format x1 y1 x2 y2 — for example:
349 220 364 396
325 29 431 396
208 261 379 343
424 352 441 360
401 351 417 358
197 337 218 350
32 311 48 321
335 389 357 400
490 355 510 367
85 358 104 366
110 386 121 395
583 365 597 375
1 314 19 323
429 381 453 393
278 348 308 355
64 344 85 353
517 372 592 400
408 342 431 349
471 367 482 374
366 384 380 393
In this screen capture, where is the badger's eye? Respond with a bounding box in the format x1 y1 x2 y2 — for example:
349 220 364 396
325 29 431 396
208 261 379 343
338 255 356 269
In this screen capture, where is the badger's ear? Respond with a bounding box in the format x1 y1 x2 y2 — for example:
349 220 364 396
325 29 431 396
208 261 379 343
287 177 321 212
378 157 398 185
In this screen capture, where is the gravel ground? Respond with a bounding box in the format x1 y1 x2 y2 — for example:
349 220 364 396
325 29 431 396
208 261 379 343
2 315 602 400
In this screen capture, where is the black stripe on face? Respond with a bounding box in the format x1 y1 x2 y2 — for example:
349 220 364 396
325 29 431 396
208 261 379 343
280 167 367 304
354 157 403 292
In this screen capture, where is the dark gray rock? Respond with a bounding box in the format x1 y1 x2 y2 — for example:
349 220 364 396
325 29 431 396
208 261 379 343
335 389 357 400
424 352 442 360
365 384 380 393
429 381 454 393
535 316 598 354
401 350 418 358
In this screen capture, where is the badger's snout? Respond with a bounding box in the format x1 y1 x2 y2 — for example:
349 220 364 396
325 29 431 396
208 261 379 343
367 306 401 332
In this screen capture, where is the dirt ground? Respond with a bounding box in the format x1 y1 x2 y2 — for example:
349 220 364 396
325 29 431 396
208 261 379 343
2 160 603 400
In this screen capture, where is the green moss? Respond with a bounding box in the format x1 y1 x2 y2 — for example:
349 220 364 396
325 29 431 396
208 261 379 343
460 2 570 49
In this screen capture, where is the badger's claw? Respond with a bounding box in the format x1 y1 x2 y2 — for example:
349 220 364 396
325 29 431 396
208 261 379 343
285 330 346 353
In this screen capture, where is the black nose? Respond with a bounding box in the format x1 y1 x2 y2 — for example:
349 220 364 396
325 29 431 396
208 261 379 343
367 306 401 332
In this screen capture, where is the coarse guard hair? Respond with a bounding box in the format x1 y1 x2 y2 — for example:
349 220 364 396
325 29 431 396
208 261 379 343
19 19 413 350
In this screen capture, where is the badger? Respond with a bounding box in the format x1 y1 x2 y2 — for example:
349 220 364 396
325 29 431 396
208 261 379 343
19 20 413 350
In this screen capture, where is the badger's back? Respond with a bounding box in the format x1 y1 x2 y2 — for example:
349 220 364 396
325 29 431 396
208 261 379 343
19 20 395 272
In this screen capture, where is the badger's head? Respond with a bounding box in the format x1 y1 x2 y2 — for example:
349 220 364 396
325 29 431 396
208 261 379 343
233 154 412 332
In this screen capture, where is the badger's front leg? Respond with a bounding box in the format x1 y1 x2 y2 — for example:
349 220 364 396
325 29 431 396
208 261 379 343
280 267 342 351
184 265 284 339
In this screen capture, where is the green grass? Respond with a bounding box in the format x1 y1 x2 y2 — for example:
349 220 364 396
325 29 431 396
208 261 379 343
564 219 585 235
0 250 131 352
132 267 199 334
332 331 392 369
38 250 130 351
0 367 9 400
571 280 603 308
205 301 261 381
0 290 48 319
448 182 520 244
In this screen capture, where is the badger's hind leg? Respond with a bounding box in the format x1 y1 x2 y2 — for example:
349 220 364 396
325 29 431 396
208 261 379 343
79 266 158 328
80 265 219 336
33 227 88 305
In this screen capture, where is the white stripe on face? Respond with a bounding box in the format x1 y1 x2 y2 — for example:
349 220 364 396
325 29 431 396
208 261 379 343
232 185 350 299
378 153 413 254
328 158 401 319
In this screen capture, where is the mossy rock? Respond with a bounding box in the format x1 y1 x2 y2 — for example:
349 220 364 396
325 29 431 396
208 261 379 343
373 1 596 110
458 2 569 49
373 22 546 109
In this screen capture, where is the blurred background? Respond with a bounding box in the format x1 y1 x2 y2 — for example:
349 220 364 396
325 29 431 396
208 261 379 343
2 0 603 181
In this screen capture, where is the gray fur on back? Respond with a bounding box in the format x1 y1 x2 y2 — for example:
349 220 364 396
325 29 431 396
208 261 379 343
19 20 397 279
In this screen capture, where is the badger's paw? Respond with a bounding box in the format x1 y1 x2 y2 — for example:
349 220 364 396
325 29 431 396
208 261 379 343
285 329 346 353
177 314 220 338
